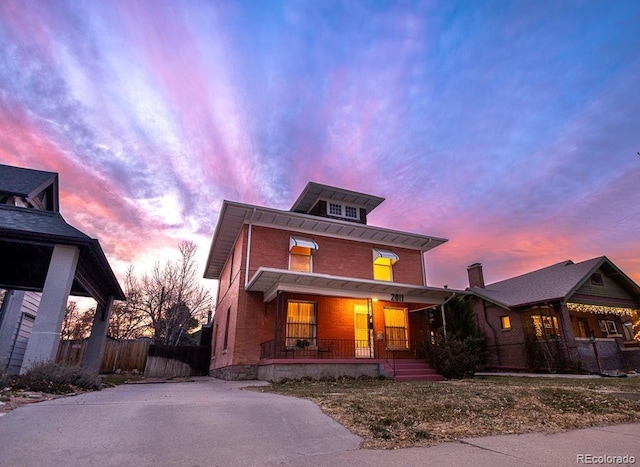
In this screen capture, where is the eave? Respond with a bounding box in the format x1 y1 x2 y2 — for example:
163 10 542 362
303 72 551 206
204 201 448 279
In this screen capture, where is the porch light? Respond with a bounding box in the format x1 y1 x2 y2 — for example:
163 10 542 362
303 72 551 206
372 248 399 264
289 237 319 252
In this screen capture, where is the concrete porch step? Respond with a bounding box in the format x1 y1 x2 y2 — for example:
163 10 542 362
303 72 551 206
391 359 445 382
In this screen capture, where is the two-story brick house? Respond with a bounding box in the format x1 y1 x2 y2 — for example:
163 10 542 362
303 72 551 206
203 182 464 381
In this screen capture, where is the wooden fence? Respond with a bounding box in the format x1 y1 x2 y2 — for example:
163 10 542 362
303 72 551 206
56 339 211 377
57 339 150 373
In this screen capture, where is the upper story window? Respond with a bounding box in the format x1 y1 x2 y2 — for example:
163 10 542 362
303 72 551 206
327 201 360 220
373 248 399 282
289 237 319 273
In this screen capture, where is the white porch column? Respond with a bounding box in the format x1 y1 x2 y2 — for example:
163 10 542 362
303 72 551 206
0 290 27 370
82 295 115 374
21 244 79 373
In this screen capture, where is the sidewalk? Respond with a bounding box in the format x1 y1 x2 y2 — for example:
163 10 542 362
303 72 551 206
282 423 640 467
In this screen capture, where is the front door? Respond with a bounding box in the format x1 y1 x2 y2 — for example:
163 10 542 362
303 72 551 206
354 304 372 358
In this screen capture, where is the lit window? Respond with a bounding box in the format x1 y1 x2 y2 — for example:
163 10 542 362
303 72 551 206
289 237 318 273
286 301 317 347
373 249 398 282
532 315 560 338
384 307 408 349
500 315 511 330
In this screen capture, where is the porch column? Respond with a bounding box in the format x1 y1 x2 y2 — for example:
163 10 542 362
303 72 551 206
556 302 577 360
21 245 79 373
0 290 27 369
82 295 115 374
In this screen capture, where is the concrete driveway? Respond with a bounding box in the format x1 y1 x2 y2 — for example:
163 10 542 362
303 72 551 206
1 378 639 466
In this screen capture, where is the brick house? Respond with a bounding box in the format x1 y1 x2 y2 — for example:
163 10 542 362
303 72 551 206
203 182 464 381
467 257 640 374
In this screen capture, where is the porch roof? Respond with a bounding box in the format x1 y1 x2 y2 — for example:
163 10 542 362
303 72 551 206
246 267 467 304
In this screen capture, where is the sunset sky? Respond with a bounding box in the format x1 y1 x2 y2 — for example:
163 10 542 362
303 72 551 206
1 0 638 298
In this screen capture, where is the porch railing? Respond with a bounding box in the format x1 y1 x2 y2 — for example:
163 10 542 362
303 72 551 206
260 338 376 360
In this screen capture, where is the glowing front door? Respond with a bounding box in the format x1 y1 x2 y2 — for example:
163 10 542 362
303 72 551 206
354 304 372 358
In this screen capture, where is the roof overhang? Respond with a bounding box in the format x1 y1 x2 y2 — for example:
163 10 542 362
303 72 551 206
246 267 467 304
0 206 125 304
204 201 448 279
290 181 385 215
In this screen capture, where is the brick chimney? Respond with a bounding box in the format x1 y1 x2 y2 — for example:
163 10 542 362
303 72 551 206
467 263 485 288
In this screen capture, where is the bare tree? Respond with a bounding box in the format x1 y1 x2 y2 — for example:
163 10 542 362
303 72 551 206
61 301 93 340
138 241 211 345
105 241 211 345
108 267 150 340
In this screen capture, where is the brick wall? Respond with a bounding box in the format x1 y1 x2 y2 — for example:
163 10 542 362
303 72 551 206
248 225 425 285
472 298 529 370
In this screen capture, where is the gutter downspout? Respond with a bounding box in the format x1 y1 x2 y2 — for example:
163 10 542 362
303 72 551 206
421 239 431 286
244 208 256 289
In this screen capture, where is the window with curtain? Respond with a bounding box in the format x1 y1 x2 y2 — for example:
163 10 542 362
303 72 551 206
286 301 317 347
290 246 312 272
384 307 408 349
373 249 398 282
289 237 318 273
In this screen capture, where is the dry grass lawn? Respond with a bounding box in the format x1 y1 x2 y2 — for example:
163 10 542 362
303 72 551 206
254 376 640 449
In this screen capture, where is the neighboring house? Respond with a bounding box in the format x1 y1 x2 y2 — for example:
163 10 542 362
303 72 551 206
0 164 124 374
203 182 464 381
467 257 640 374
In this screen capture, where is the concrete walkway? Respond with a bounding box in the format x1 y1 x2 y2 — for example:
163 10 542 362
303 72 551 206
0 378 638 466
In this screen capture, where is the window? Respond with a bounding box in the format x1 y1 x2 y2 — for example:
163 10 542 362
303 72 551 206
590 273 603 286
577 318 589 338
599 319 619 337
229 249 234 289
500 315 511 330
345 206 358 218
329 202 342 216
223 308 231 351
289 237 318 273
286 301 317 347
384 307 408 349
373 249 398 282
532 315 560 338
326 201 360 220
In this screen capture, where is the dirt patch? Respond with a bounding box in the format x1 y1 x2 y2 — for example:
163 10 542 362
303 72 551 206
0 390 65 416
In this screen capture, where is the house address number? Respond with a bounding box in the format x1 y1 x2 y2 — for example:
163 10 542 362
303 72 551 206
390 294 404 302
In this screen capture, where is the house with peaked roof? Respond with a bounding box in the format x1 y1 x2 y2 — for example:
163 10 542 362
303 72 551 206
0 163 124 374
467 257 640 374
203 182 465 381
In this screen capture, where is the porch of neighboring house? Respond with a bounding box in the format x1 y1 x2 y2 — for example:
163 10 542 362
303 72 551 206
565 302 640 373
518 303 640 373
256 292 444 382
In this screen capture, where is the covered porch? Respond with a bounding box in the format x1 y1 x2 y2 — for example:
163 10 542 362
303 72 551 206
521 302 640 373
247 268 464 380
